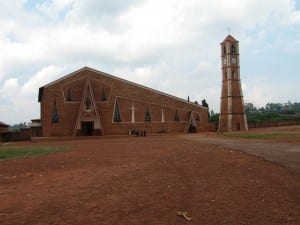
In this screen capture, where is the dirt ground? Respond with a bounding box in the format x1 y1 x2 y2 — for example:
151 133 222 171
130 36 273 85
0 126 299 225
185 125 300 173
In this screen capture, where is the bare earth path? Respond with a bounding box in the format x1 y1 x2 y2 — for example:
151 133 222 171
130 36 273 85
0 133 299 225
183 134 300 173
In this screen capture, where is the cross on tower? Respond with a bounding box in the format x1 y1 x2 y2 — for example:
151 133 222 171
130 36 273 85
227 27 231 35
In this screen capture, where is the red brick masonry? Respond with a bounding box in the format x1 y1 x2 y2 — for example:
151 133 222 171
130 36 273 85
38 67 209 136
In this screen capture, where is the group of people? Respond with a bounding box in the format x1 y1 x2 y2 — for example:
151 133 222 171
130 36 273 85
129 130 147 137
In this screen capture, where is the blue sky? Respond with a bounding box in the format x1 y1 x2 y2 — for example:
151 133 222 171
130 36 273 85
0 0 300 125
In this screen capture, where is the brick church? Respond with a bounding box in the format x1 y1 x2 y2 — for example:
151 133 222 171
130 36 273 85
35 67 209 137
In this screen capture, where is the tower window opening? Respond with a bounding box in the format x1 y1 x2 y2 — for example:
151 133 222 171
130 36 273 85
231 44 236 54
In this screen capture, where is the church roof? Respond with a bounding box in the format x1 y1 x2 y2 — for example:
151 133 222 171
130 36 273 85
38 67 207 110
0 121 9 127
221 34 238 44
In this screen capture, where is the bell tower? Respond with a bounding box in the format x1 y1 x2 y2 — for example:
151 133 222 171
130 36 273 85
219 34 248 132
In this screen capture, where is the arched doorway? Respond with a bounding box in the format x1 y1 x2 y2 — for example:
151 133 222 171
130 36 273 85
188 124 197 133
81 121 94 136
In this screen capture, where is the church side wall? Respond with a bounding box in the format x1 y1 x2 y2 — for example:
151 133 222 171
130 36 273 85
40 69 209 136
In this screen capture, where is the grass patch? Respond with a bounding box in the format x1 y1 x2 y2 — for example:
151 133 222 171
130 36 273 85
222 132 296 140
0 146 69 161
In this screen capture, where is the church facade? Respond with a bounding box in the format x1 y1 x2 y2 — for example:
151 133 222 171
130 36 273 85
37 67 209 137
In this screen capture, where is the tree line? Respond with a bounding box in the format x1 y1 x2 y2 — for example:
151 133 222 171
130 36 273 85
209 101 300 123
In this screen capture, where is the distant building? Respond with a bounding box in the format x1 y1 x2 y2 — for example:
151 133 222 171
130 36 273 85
36 67 209 137
0 121 9 142
30 119 42 137
219 35 248 132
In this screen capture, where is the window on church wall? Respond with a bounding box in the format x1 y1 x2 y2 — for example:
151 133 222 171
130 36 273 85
51 100 59 123
101 87 107 101
67 88 72 101
223 46 226 54
196 114 201 121
85 97 92 110
232 69 235 79
145 107 152 122
113 101 122 122
174 110 180 121
225 71 228 80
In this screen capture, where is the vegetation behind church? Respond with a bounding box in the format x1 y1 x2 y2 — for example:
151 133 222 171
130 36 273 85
244 101 300 123
209 101 300 124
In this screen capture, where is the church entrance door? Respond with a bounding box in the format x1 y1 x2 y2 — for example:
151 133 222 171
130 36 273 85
82 122 94 136
188 124 197 133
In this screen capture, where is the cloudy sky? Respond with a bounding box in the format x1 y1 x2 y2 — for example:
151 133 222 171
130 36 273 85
0 0 300 125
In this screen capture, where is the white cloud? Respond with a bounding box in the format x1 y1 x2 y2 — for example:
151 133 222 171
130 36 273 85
21 65 66 97
0 66 65 124
0 0 299 124
1 78 19 98
37 0 74 16
0 65 65 100
0 0 25 16
243 81 274 108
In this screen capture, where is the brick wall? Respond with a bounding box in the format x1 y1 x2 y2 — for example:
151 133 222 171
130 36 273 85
2 128 31 142
39 67 209 136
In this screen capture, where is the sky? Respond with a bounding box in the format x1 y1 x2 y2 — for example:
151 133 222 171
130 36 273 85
0 0 300 125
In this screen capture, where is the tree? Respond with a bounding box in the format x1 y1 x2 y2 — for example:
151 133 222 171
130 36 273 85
244 102 256 113
201 99 210 118
209 112 219 123
9 123 28 132
244 101 300 123
202 99 208 108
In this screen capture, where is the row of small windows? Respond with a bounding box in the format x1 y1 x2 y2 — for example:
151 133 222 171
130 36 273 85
66 87 108 102
223 44 236 54
113 103 201 123
113 102 154 123
52 100 201 124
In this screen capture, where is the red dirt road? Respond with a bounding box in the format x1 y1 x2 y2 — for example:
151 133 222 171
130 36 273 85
0 135 299 225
